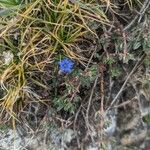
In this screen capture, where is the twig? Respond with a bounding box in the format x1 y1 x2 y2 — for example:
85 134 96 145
113 97 137 108
99 64 105 148
124 0 150 31
70 48 97 101
84 77 98 142
73 105 82 149
138 0 150 23
106 53 145 113
99 64 106 114
86 76 99 120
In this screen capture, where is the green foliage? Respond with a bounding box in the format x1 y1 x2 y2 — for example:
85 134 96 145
65 83 76 94
74 65 98 87
144 57 150 67
0 124 11 132
0 0 27 17
119 53 135 64
143 115 150 124
0 0 22 7
104 57 115 65
53 97 75 114
103 57 122 78
110 68 121 78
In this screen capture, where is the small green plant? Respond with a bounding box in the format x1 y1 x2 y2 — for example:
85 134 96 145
143 115 150 124
53 97 75 114
110 68 122 78
0 124 11 132
75 65 98 87
144 57 150 67
104 57 115 65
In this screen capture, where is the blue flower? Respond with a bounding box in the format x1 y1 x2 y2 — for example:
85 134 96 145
58 58 74 73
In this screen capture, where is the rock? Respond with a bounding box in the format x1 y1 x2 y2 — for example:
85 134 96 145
117 100 141 131
0 128 76 150
2 51 14 66
0 129 22 150
87 144 99 150
104 109 117 136
120 127 147 145
139 94 150 116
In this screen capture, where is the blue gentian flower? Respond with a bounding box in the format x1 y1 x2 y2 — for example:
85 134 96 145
58 58 74 73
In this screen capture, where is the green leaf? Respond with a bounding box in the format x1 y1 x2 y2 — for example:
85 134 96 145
0 4 27 17
0 0 22 6
133 42 141 50
110 68 121 78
